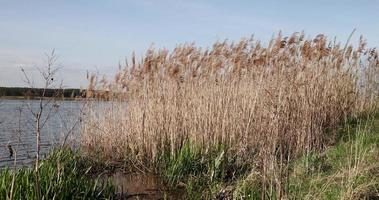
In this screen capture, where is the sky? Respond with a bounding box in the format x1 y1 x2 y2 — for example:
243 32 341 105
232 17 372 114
1 0 378 88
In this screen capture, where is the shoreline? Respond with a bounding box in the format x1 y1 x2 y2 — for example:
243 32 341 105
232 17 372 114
0 96 81 101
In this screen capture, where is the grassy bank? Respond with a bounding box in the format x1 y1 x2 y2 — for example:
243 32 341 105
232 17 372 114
286 116 379 199
0 149 115 200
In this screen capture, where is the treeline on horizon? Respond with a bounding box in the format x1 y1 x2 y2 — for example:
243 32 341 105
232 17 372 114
0 87 82 98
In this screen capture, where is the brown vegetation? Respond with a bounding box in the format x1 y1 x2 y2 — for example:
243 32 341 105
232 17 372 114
81 32 379 197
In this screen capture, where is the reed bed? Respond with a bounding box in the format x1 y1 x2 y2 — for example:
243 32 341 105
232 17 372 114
81 32 379 197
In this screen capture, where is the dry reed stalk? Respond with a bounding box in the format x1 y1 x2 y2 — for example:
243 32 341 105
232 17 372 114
81 33 379 196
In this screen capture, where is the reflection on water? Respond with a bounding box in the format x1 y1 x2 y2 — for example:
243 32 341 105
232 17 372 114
103 171 184 200
0 99 81 168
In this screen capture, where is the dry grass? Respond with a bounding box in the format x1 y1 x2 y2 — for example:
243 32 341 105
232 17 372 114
81 32 379 197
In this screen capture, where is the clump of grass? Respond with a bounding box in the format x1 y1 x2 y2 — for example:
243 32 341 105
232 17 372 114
233 173 261 199
154 142 252 198
81 32 379 198
0 148 116 200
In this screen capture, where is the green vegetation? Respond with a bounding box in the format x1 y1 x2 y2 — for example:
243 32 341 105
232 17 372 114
154 143 251 199
0 149 115 200
285 117 379 200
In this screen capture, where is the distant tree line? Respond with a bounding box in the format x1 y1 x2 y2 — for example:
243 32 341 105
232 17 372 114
0 87 82 98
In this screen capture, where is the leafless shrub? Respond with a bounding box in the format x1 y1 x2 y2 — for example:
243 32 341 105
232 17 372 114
18 50 86 198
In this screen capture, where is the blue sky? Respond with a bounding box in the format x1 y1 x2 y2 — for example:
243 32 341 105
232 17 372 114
1 0 378 87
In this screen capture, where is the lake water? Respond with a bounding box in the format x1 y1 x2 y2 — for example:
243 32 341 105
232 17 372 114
0 99 81 168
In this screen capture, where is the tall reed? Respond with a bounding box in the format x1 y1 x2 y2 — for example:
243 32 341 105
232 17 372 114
81 32 379 197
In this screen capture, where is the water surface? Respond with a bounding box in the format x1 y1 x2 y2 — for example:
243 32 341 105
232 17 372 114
0 99 81 168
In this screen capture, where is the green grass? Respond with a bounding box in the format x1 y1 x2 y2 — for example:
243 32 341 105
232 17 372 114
0 149 116 200
154 142 252 199
285 117 379 200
